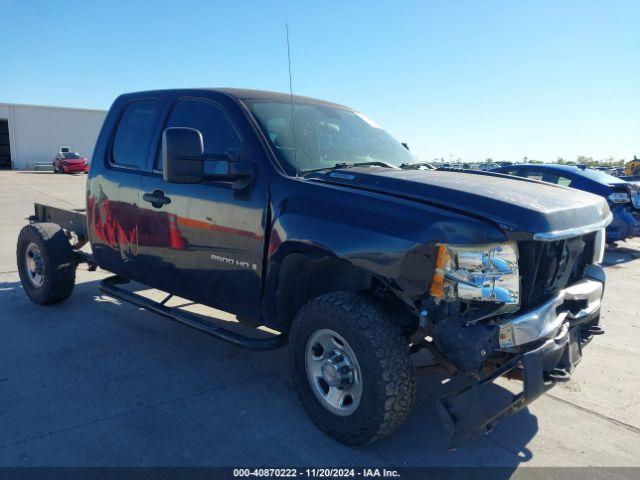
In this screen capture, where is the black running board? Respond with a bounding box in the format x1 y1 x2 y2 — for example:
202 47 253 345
99 275 287 351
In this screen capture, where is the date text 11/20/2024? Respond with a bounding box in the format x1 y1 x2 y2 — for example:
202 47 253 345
233 468 400 478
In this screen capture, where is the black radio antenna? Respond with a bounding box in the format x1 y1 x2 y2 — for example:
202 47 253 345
286 24 298 169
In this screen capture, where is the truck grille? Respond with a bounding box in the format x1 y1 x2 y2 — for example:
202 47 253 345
518 232 596 310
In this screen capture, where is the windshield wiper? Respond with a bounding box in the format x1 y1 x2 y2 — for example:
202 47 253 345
337 161 397 169
302 161 396 174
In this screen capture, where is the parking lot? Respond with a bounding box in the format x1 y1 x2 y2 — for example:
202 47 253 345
1 170 640 468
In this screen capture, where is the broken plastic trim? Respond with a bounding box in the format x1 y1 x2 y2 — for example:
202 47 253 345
436 321 589 450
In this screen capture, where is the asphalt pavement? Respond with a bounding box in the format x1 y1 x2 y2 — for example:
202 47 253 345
1 170 639 469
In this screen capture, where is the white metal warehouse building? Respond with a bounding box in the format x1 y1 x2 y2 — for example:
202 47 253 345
0 102 107 170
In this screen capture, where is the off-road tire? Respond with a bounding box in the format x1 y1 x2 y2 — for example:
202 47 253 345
289 291 416 445
16 223 76 304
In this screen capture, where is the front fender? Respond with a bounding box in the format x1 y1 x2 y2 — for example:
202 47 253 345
263 175 507 327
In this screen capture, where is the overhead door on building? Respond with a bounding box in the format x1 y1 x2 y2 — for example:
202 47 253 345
0 120 10 169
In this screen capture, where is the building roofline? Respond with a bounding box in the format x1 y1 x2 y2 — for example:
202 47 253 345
0 101 107 114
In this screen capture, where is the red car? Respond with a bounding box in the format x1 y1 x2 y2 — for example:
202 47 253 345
53 152 90 174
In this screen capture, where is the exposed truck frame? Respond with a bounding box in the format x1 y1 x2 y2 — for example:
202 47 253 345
30 203 287 351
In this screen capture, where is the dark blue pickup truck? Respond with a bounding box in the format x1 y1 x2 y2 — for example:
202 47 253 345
17 89 610 447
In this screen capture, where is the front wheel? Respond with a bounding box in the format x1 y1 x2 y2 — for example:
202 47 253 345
289 292 416 445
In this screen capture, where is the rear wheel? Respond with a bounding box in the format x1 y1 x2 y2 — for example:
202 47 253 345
289 292 416 445
16 223 76 304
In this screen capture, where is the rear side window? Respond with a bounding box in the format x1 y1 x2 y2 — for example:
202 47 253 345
155 98 245 170
523 170 544 181
524 170 573 187
112 99 159 168
550 175 573 187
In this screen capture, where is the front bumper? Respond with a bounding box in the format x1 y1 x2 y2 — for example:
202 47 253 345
497 264 604 349
62 164 89 173
436 265 605 449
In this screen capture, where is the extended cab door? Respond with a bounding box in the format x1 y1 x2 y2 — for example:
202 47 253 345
135 96 269 320
87 97 161 279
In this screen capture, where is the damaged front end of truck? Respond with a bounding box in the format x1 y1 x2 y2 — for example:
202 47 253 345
416 223 609 449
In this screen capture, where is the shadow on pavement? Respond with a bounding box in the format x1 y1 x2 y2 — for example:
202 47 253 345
15 171 86 176
603 246 640 266
0 281 20 292
0 276 537 469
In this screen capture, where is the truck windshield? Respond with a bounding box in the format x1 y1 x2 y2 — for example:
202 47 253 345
245 100 414 173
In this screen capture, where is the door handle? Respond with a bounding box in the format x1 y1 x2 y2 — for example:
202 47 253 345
143 190 171 208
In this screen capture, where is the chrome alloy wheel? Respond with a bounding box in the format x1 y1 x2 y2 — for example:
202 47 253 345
305 328 363 416
25 242 45 288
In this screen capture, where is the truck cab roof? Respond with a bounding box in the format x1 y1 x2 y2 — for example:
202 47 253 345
117 88 350 110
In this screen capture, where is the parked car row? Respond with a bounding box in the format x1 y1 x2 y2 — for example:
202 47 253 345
431 161 513 171
431 161 632 178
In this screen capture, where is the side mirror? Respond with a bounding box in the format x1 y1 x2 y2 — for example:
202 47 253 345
162 127 204 184
401 142 409 151
203 158 256 189
162 126 256 189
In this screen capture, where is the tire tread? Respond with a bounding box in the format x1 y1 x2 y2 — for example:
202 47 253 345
289 291 416 445
16 223 76 304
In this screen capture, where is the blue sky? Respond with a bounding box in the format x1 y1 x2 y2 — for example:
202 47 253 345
1 0 638 163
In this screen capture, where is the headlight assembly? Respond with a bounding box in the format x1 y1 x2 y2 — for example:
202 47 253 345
608 192 630 204
429 242 520 305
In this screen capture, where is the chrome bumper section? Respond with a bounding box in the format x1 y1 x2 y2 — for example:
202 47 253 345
533 213 613 241
498 265 605 348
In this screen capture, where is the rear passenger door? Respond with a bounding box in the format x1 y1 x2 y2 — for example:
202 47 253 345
88 98 161 279
135 96 268 320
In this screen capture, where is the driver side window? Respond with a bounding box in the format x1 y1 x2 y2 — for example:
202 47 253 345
155 98 245 171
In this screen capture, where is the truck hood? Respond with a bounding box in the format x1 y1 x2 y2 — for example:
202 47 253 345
308 168 611 239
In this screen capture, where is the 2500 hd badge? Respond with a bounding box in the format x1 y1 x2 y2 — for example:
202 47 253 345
210 253 257 270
